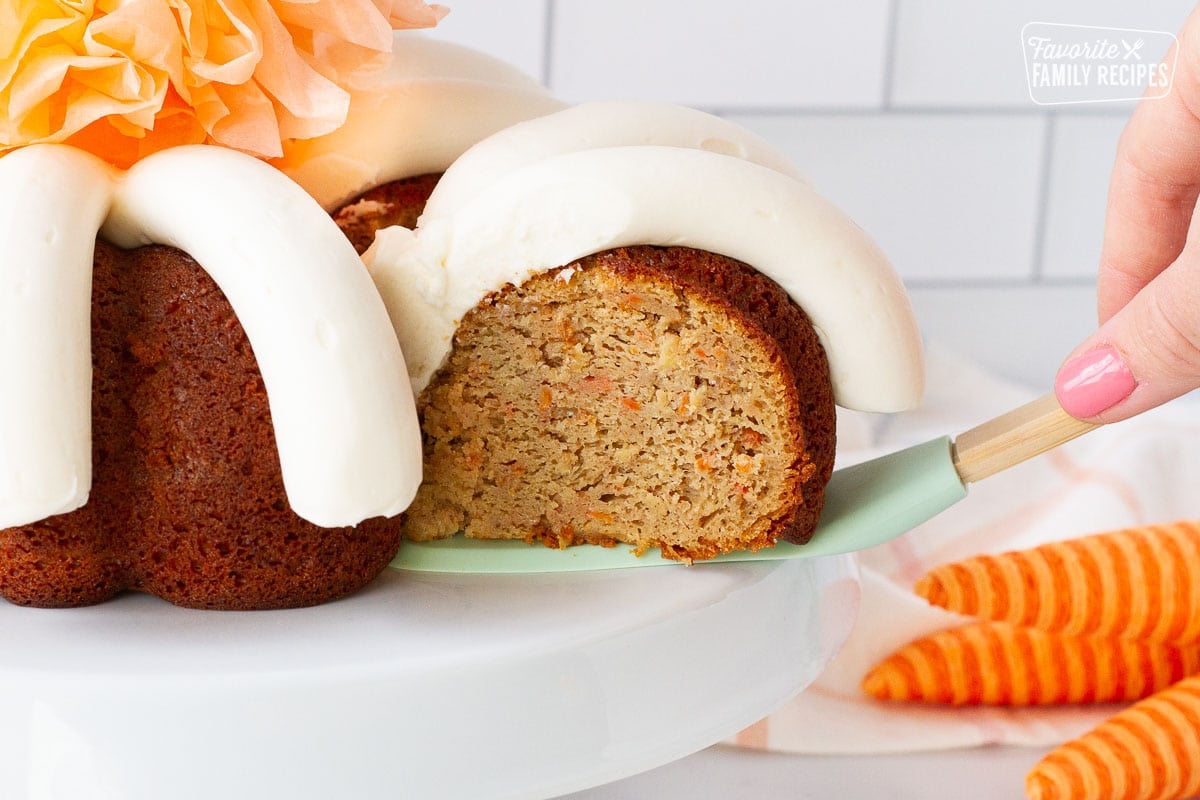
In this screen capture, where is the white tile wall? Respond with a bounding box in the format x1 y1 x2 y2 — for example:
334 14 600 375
425 0 548 82
549 0 892 108
891 0 1192 108
1041 114 1128 280
423 0 1197 387
909 285 1099 389
727 113 1046 283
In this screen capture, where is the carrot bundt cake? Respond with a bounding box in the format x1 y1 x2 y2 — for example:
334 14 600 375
351 102 925 562
0 33 923 608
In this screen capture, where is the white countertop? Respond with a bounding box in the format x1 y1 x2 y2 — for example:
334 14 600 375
0 557 860 800
565 742 1055 799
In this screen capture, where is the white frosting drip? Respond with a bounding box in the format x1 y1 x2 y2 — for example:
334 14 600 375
422 101 807 220
382 34 546 91
366 145 924 412
277 34 565 211
0 147 113 528
103 146 422 528
0 144 422 530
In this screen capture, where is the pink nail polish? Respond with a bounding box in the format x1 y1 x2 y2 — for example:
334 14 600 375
1055 345 1137 418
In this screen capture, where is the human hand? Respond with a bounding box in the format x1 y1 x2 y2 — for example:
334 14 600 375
1056 12 1200 423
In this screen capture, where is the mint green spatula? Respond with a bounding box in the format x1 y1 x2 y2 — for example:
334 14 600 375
390 394 1096 573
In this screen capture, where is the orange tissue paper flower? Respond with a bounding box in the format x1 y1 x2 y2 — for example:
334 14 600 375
0 0 447 168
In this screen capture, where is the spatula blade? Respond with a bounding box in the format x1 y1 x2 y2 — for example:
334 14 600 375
389 436 966 574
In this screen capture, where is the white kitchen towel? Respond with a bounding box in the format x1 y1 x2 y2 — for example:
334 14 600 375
729 343 1200 754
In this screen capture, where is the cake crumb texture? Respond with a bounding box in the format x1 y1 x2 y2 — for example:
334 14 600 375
403 246 836 561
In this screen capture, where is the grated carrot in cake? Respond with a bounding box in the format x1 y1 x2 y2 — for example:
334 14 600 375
400 246 837 561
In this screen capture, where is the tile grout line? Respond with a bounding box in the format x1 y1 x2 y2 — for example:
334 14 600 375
1029 113 1057 283
540 0 556 90
697 104 1129 119
880 0 902 110
904 274 1095 291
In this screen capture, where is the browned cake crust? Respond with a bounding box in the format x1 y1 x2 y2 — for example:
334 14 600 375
0 241 400 609
334 173 442 254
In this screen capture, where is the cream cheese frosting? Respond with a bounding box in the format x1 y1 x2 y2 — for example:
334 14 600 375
421 100 807 220
366 141 924 413
276 34 566 211
0 144 422 530
0 147 113 528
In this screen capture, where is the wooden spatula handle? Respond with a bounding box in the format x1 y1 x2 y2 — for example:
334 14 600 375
951 393 1097 484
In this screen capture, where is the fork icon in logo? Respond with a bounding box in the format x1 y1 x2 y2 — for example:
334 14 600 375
1122 38 1145 60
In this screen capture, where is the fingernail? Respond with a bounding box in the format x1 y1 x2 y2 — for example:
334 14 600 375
1055 345 1137 418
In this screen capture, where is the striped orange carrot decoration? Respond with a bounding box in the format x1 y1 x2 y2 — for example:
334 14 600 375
862 622 1200 706
915 521 1200 644
1025 674 1200 800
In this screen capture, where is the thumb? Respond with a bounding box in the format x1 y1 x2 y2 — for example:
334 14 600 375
1056 257 1200 423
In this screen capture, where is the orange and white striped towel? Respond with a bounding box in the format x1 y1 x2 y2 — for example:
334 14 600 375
728 344 1200 755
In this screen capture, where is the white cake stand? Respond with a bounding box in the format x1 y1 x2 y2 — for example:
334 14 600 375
0 554 859 800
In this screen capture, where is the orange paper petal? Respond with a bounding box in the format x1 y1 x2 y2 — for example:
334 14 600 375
64 93 207 169
1 0 445 163
199 79 283 158
239 0 352 143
